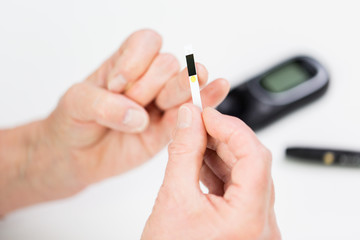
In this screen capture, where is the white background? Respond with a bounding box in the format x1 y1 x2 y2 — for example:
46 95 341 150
1 0 360 239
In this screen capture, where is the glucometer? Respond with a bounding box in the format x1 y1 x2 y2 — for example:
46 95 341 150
217 56 329 131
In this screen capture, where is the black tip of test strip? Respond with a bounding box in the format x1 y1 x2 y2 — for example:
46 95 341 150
186 54 196 76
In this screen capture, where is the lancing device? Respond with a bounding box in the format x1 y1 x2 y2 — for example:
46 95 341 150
184 45 202 110
286 147 360 166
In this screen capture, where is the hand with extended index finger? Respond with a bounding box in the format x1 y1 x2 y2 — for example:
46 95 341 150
142 104 281 240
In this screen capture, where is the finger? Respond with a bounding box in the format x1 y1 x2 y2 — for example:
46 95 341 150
199 162 224 196
146 78 230 146
155 63 208 110
163 103 207 195
203 107 262 161
106 29 162 92
203 148 231 186
62 82 149 133
125 53 180 106
199 78 230 108
170 78 229 111
202 107 272 204
207 136 238 170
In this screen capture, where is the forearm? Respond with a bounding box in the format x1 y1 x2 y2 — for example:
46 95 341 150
0 121 45 215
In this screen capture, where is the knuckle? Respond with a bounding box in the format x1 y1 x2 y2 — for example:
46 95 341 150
229 128 242 144
61 83 84 108
132 29 162 47
261 146 272 162
168 141 190 156
155 91 169 110
64 83 83 99
227 128 248 152
257 144 273 168
139 29 162 41
157 53 180 73
257 171 271 192
168 141 203 160
120 60 137 79
92 94 113 121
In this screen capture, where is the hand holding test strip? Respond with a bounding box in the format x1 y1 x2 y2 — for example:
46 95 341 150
184 45 203 110
0 27 280 239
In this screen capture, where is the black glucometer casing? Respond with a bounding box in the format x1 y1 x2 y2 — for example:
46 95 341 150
217 56 329 131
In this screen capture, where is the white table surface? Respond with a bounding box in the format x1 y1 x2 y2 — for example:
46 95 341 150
1 0 360 239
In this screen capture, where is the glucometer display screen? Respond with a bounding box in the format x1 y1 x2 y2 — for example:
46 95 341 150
260 62 310 92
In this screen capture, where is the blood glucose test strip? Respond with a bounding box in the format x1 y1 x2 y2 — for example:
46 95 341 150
184 45 203 110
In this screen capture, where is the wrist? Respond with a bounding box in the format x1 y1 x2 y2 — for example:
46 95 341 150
0 120 47 214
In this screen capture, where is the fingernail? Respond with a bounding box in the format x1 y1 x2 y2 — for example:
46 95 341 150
123 109 148 131
108 74 127 91
177 106 192 129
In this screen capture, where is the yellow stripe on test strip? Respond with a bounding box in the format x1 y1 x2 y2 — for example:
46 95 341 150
184 45 203 110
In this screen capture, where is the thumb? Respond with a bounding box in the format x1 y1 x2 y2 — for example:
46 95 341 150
163 103 207 194
60 82 149 133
